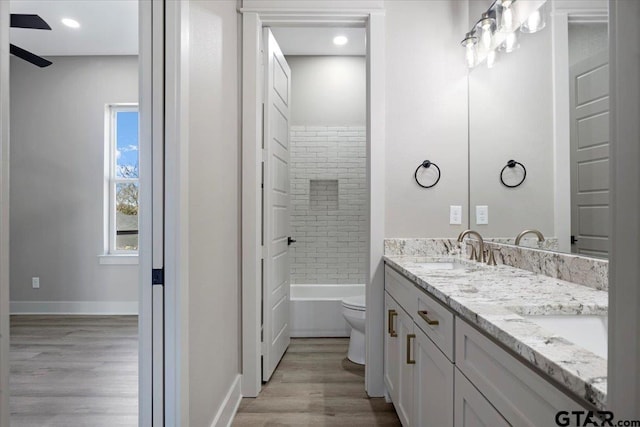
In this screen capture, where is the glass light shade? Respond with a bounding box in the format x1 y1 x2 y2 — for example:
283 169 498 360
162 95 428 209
499 32 519 53
486 50 497 69
477 13 496 50
520 7 546 34
497 2 516 33
461 32 478 68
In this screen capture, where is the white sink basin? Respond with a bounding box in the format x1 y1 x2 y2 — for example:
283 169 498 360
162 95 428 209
523 315 608 359
413 261 468 270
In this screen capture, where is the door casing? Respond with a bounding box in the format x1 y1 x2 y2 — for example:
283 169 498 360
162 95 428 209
240 5 386 398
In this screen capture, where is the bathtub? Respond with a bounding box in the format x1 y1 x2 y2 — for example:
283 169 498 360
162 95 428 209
289 284 365 338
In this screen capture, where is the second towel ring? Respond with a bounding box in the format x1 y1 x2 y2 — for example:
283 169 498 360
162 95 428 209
414 160 441 189
500 160 526 188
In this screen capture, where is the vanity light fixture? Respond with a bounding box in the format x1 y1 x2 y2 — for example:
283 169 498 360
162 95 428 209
333 35 348 46
461 32 478 68
462 0 546 68
61 18 80 28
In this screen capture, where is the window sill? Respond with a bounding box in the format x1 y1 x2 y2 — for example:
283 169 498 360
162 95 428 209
98 254 139 265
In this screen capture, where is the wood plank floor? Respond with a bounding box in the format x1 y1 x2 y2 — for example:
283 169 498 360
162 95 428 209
233 338 401 427
10 315 138 427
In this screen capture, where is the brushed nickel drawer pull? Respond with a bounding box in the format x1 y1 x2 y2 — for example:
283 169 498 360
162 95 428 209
388 309 398 337
406 334 416 364
418 310 440 326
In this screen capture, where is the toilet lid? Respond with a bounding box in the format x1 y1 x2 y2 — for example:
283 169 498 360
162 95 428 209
342 295 366 311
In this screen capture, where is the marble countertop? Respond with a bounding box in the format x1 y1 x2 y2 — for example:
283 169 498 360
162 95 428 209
383 255 609 410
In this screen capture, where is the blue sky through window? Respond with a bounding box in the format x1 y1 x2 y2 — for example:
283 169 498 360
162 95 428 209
116 111 139 178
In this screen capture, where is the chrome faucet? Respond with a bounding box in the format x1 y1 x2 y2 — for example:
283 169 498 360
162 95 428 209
515 229 545 246
457 230 484 262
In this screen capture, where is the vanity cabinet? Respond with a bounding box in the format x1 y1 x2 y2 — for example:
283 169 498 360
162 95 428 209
384 263 590 427
385 267 455 427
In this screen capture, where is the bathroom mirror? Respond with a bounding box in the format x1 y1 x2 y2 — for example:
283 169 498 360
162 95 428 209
468 1 609 258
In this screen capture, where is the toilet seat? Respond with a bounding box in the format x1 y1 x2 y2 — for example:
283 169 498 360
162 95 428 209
342 295 366 311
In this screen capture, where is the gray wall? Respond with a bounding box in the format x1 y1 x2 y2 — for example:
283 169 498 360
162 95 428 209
288 56 366 126
568 22 608 66
468 18 555 238
385 0 470 237
186 1 241 425
10 56 138 308
287 56 367 284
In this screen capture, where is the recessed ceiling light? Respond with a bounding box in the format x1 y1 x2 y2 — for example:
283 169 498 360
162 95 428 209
61 18 80 29
333 36 348 46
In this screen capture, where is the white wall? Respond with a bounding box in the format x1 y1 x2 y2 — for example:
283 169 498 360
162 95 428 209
384 0 470 237
287 56 366 126
185 1 241 425
468 25 556 238
9 56 139 313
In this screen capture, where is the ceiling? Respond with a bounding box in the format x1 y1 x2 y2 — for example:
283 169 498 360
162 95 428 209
10 0 138 56
9 1 363 58
270 27 366 56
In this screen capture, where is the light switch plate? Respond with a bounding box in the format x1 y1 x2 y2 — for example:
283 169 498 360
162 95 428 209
476 205 489 225
450 205 462 225
32 277 40 289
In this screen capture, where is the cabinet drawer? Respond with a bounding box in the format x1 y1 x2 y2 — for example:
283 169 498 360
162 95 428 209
455 318 588 426
414 289 455 361
385 265 418 318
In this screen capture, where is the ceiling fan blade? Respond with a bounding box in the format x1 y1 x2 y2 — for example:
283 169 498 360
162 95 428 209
10 44 52 68
10 14 51 30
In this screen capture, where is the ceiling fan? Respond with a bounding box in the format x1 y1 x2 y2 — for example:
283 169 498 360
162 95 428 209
10 14 52 68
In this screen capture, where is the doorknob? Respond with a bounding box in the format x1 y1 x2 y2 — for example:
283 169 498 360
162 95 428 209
287 237 297 246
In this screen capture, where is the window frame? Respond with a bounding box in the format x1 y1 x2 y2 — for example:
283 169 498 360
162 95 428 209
105 103 140 255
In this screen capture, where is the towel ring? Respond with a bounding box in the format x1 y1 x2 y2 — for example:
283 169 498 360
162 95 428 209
414 160 441 189
500 160 526 188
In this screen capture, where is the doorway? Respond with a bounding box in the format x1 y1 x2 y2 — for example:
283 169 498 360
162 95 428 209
0 1 163 425
241 7 387 400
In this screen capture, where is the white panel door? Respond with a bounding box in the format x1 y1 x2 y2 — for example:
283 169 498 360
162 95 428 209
570 50 609 258
262 28 291 382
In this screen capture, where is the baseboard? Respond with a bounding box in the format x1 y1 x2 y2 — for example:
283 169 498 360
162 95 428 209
10 301 138 315
210 374 242 427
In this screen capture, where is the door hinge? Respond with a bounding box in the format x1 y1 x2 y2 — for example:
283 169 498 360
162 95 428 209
152 268 164 285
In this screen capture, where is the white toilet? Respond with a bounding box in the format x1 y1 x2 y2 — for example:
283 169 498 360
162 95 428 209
342 295 366 365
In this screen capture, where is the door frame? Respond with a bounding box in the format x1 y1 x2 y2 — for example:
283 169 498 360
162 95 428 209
240 5 386 398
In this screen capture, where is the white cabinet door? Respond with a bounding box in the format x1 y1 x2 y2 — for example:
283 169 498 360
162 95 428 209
454 369 509 427
384 292 400 403
397 307 415 427
414 329 454 427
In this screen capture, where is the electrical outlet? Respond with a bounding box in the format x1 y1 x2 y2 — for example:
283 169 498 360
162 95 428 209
449 205 462 225
32 277 40 289
476 205 489 225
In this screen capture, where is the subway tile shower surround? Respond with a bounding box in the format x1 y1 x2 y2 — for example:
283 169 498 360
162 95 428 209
290 126 367 284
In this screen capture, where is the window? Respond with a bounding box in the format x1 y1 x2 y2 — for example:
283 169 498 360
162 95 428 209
106 105 139 254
